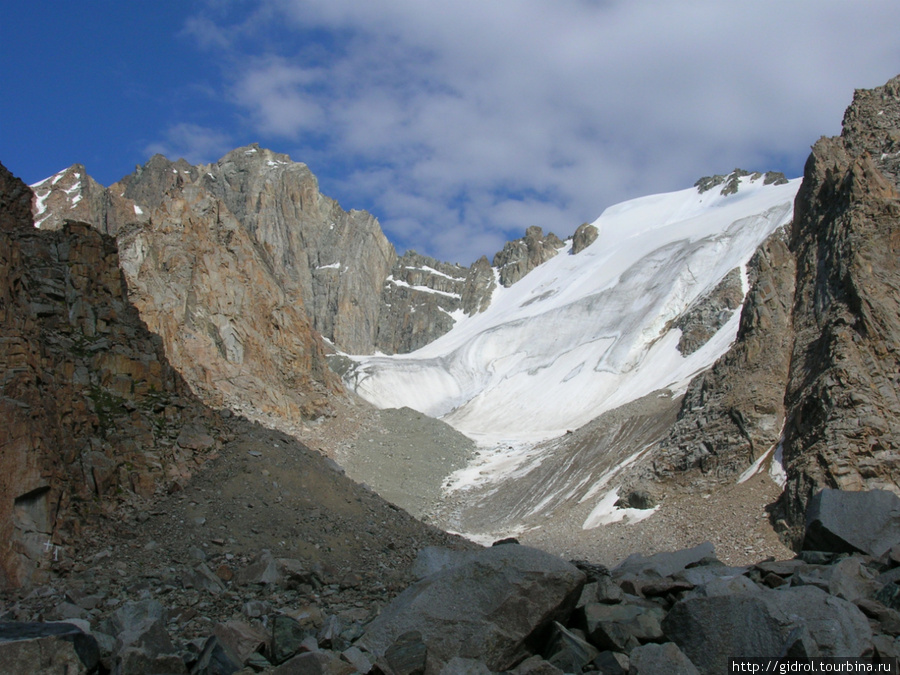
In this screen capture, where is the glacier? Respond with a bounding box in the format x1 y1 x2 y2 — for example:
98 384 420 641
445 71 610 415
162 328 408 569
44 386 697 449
347 174 801 449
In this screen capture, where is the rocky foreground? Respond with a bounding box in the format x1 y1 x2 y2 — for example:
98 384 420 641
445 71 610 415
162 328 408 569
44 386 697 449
3 488 900 674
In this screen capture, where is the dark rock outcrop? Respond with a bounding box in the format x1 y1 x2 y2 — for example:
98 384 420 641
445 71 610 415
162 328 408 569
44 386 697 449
570 223 598 255
658 230 796 477
674 267 745 356
375 251 495 354
695 169 789 195
778 74 900 536
493 226 564 287
0 162 227 588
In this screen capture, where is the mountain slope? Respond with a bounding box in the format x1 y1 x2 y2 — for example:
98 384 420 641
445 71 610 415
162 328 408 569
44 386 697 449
348 172 799 445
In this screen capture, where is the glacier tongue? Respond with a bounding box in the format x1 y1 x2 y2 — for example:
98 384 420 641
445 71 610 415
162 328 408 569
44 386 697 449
348 175 800 445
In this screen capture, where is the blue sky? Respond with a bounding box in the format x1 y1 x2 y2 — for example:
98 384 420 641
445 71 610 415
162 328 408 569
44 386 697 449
3 1 899 263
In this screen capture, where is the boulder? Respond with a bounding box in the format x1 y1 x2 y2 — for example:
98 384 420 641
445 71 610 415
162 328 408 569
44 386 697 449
358 545 585 673
271 650 355 675
107 600 185 675
0 621 100 674
582 603 664 652
192 634 244 675
759 586 873 658
662 594 791 673
384 630 428 675
803 489 900 557
613 542 716 580
628 642 699 674
212 620 269 664
544 621 599 672
236 549 279 586
271 615 315 665
663 585 874 673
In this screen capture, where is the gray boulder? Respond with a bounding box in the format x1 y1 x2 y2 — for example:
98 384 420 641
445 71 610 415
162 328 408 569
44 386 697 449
613 542 716 579
663 585 873 674
358 545 585 673
544 621 599 672
803 489 900 557
628 642 699 674
759 586 873 658
191 635 243 675
108 600 186 674
583 603 664 652
662 594 791 674
0 622 100 675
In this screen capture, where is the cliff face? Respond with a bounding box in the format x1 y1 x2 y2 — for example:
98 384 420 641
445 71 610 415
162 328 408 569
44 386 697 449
376 251 496 354
113 181 339 425
0 163 227 588
778 75 900 536
30 146 509 422
658 74 900 541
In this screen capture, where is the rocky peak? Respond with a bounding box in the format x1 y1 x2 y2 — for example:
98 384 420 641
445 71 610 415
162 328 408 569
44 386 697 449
114 155 201 213
493 225 565 287
30 164 146 236
695 169 789 196
841 74 900 185
570 222 599 255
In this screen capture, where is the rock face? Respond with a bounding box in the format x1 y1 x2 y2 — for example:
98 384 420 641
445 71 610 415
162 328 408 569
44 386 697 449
660 75 900 540
658 230 796 477
113 178 340 425
30 146 504 424
673 267 745 357
0 162 226 588
376 251 495 354
778 74 900 536
493 226 565 287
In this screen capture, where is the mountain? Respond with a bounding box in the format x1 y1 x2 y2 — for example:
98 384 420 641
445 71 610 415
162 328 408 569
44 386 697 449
348 170 797 443
23 75 900 565
28 147 503 437
343 76 900 558
0 161 470 595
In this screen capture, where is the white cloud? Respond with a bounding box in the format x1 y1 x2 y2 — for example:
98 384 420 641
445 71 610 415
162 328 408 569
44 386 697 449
189 0 900 262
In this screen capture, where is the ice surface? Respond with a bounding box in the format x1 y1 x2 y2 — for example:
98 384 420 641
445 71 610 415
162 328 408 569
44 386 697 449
348 176 800 446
